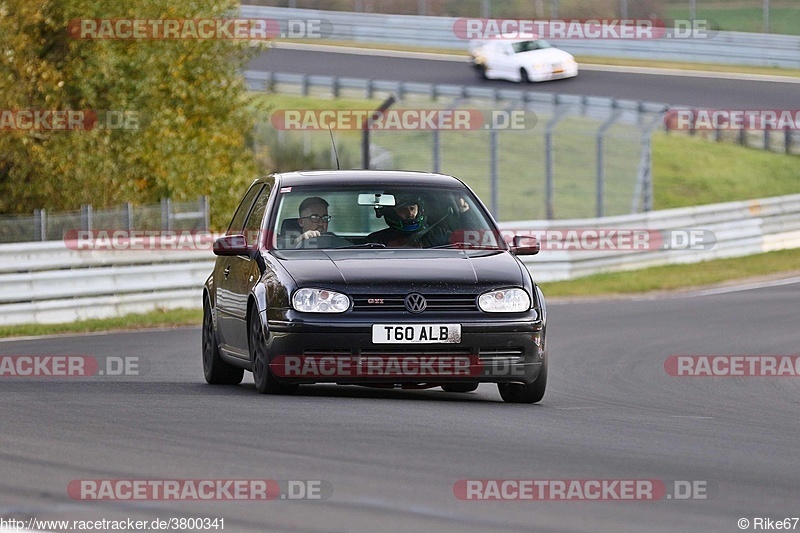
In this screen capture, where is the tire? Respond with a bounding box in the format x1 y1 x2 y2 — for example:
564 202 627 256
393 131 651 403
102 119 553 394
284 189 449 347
442 383 479 393
249 312 298 395
519 68 531 83
475 65 488 79
497 355 547 404
202 299 244 385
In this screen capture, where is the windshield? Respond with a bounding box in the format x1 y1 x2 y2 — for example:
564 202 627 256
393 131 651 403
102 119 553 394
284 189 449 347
512 40 552 53
271 184 504 250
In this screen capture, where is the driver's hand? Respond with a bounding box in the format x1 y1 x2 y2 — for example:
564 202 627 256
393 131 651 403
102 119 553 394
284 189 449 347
295 230 321 243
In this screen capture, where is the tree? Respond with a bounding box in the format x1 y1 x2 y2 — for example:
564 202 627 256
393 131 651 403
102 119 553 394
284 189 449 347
0 0 261 226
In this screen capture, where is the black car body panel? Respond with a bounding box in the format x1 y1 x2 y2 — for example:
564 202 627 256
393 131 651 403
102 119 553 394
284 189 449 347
204 170 548 401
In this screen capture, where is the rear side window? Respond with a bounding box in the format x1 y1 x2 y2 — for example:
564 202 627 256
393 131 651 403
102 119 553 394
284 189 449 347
226 184 263 236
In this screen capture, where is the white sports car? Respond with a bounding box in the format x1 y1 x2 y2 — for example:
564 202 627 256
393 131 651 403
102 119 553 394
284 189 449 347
469 36 579 83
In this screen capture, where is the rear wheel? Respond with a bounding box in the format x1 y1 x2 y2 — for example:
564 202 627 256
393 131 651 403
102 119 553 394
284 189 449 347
249 313 298 395
497 355 547 404
202 299 244 385
442 383 479 393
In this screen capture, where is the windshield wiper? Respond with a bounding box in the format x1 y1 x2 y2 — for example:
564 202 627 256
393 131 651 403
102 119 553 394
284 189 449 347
338 242 387 249
430 242 500 250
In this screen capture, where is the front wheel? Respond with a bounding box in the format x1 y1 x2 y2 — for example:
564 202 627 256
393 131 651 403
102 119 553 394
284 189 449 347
497 356 547 404
249 313 298 395
202 299 244 385
519 68 531 83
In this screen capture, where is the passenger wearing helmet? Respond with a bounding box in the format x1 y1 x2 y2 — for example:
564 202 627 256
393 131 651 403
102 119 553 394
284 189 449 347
366 193 449 248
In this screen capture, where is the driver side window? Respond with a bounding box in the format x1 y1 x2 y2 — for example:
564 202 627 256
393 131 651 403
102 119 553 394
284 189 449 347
243 185 271 247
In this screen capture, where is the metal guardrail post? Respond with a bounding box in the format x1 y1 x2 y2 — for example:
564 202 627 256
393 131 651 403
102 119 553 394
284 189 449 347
301 74 309 97
785 128 792 154
764 126 770 150
332 77 340 98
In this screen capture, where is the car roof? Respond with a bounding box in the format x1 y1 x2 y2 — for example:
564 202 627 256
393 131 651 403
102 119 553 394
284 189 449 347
262 170 468 188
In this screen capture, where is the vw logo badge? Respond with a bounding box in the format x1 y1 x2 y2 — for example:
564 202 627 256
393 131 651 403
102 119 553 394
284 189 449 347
404 293 427 313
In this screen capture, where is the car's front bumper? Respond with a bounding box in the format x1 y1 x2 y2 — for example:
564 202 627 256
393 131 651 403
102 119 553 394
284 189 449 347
264 315 545 385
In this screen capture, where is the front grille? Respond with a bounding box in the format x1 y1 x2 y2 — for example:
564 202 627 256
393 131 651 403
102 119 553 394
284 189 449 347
352 294 477 312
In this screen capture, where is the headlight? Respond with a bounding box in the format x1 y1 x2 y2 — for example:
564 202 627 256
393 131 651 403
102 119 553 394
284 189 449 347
292 288 350 313
478 288 531 313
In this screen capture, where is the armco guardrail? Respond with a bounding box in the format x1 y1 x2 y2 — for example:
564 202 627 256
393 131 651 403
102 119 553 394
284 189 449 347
2 194 800 324
502 194 800 281
241 6 800 69
0 242 215 325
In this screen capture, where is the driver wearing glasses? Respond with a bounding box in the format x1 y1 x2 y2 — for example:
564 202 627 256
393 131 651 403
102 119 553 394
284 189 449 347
295 196 333 245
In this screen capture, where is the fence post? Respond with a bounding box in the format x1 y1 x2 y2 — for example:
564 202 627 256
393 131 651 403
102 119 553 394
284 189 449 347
80 204 93 231
126 202 134 231
545 103 572 220
596 107 622 218
432 129 441 173
200 196 210 231
785 128 792 154
161 198 173 231
33 209 46 241
489 129 499 220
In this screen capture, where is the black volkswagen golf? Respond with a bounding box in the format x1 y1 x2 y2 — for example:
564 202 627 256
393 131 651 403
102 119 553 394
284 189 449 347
203 170 548 403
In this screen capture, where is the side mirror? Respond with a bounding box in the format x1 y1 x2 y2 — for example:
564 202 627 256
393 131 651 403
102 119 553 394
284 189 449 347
510 235 540 256
213 234 249 256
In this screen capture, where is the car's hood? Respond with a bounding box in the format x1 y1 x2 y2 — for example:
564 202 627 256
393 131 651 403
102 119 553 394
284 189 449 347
517 48 573 64
270 249 526 292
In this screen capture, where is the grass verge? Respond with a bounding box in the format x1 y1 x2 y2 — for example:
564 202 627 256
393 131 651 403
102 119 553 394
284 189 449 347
0 308 202 339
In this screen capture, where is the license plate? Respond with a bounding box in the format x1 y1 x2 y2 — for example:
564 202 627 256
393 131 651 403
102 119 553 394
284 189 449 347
372 324 461 344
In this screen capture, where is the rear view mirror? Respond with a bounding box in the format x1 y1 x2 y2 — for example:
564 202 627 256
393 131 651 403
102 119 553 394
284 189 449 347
358 193 396 206
213 234 249 256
